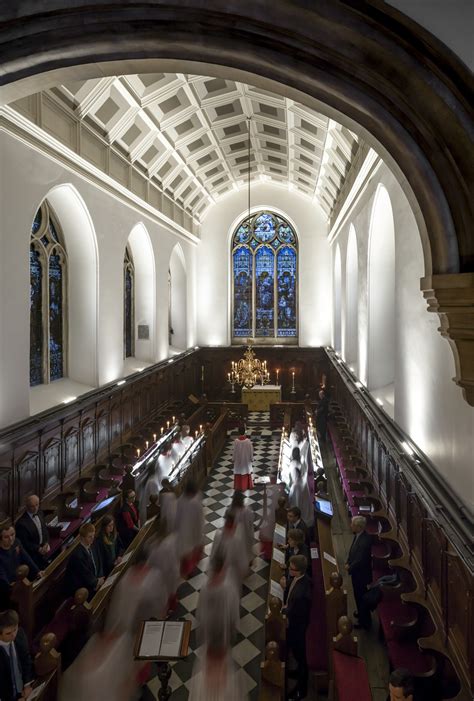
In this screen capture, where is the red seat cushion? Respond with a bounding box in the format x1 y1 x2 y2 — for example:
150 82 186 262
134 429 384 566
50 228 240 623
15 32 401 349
378 599 418 641
333 650 372 701
387 639 434 674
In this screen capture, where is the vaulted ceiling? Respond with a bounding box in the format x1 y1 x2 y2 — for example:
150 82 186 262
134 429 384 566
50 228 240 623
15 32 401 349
25 73 361 223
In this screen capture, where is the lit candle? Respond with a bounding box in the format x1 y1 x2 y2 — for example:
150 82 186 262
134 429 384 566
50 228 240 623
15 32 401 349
292 371 295 378
145 441 149 450
153 433 157 442
166 420 170 429
195 430 198 438
161 427 164 435
228 372 231 381
276 369 279 383
199 424 203 432
136 448 140 458
172 415 175 423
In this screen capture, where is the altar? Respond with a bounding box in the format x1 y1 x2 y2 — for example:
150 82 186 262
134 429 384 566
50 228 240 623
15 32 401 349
241 384 281 411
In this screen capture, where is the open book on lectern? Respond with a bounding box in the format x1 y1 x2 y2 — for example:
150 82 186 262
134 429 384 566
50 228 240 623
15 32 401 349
135 619 191 660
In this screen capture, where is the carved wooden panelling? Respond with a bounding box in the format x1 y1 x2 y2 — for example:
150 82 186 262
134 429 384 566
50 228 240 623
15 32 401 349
424 519 447 624
64 429 78 482
81 420 95 466
97 412 109 458
407 492 425 571
0 467 13 520
16 451 39 505
42 439 61 493
111 402 121 441
446 553 473 688
122 399 132 433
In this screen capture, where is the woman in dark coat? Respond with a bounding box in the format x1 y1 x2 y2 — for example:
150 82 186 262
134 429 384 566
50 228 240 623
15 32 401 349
93 515 122 577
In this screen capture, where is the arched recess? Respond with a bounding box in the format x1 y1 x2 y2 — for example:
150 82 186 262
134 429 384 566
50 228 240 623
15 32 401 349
169 244 187 351
333 245 342 353
126 223 156 362
344 225 359 370
367 185 395 392
44 184 98 387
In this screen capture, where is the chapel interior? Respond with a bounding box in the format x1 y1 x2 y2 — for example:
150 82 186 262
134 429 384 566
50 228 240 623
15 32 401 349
0 2 472 701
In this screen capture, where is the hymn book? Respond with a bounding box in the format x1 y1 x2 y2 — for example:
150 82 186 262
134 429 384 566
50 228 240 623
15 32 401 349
135 619 191 660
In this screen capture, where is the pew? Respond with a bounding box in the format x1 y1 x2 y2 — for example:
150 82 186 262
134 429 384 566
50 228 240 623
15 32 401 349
330 616 372 701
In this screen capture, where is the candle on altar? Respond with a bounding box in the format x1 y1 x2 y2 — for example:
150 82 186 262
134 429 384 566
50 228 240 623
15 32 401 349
292 371 295 378
228 372 231 381
153 433 157 442
276 369 279 383
136 448 140 458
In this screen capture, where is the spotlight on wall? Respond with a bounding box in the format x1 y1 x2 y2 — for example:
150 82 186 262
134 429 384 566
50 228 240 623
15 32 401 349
194 346 199 350
63 396 77 404
355 381 363 389
117 380 126 386
376 398 384 407
349 366 355 373
401 441 414 456
168 358 174 364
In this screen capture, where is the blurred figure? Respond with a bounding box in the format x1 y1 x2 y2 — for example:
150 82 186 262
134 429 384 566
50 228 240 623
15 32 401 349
232 424 253 491
15 495 50 568
58 630 136 701
315 389 329 442
210 511 248 589
289 468 314 526
288 446 302 488
171 429 185 462
388 668 415 701
156 441 174 486
175 481 204 578
159 479 177 535
0 523 41 585
117 489 140 549
190 552 245 701
105 551 167 635
298 431 309 476
0 609 33 701
64 523 104 599
181 424 194 450
93 515 122 578
140 464 162 524
231 491 255 566
147 532 180 612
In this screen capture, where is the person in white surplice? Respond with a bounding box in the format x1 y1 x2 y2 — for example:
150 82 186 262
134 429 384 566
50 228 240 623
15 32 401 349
289 467 314 526
233 423 253 491
175 480 204 577
147 532 180 613
210 510 248 589
189 552 246 701
231 490 255 565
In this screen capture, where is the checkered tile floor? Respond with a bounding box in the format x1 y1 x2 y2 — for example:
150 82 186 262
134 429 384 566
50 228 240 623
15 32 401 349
141 412 281 700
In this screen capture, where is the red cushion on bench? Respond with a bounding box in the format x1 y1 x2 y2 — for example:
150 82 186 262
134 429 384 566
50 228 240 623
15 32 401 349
387 639 434 674
333 650 372 701
378 599 418 641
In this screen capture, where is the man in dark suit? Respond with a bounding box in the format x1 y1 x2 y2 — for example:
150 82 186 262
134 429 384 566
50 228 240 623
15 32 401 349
345 515 373 630
15 494 50 568
280 554 312 701
0 523 41 585
0 609 33 701
64 523 104 599
117 489 140 549
287 506 308 544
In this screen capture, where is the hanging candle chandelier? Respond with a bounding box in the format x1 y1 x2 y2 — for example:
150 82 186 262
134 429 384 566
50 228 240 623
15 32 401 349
229 345 270 389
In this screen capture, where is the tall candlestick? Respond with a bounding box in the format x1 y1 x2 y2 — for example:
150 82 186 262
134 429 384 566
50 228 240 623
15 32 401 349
201 365 204 381
276 369 279 384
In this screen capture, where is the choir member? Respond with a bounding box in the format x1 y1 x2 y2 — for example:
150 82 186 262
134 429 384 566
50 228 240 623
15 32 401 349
231 491 255 565
181 424 194 450
171 429 185 462
116 489 140 549
0 523 42 585
0 609 33 701
298 432 309 477
190 552 245 701
15 494 50 568
288 446 302 488
156 441 174 486
92 515 122 578
140 464 162 523
288 468 314 526
147 532 180 612
210 510 248 588
232 423 253 491
159 479 178 535
175 480 204 577
64 523 104 599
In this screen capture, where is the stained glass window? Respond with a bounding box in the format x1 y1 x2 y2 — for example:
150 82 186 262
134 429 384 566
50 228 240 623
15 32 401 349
29 202 67 385
124 246 135 358
231 211 298 342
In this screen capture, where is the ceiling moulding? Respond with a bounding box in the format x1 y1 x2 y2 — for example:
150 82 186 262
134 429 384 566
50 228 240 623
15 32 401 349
0 105 200 245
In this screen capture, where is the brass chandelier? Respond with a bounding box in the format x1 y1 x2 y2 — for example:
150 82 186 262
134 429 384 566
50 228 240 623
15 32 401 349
229 345 270 389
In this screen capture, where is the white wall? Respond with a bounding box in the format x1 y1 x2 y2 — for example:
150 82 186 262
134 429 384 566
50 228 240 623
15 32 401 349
0 131 197 426
196 183 331 347
332 162 474 512
169 244 188 350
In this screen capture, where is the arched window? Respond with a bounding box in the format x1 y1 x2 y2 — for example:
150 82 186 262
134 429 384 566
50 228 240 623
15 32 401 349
30 201 67 386
232 211 298 343
123 246 135 358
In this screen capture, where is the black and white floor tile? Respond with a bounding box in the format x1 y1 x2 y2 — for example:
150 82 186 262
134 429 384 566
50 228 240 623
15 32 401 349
141 412 281 700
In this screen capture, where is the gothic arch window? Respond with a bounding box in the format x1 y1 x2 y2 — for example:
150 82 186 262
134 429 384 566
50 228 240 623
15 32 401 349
30 201 68 386
124 245 135 358
232 211 298 343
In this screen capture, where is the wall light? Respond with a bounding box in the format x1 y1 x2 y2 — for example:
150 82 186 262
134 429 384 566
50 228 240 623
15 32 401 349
401 441 414 456
194 346 199 350
63 396 77 404
117 380 126 386
349 366 355 373
355 381 363 389
376 398 384 407
168 358 174 363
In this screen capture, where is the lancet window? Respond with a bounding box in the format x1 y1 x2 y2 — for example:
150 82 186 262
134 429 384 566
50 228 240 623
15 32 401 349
124 246 135 358
29 202 67 386
232 211 298 343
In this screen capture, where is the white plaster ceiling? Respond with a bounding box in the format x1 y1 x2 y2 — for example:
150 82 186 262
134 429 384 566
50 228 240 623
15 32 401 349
53 73 360 222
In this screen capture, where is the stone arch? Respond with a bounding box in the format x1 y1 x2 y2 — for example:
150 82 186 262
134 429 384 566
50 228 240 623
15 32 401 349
169 243 187 351
344 225 359 370
43 184 98 387
126 223 156 362
333 244 342 353
367 185 395 392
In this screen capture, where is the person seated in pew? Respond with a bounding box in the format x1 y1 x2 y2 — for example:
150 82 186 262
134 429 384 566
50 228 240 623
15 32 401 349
116 489 140 549
93 515 122 578
0 609 34 701
15 494 51 569
0 522 43 585
388 668 415 701
175 480 204 578
279 554 312 701
64 523 104 599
